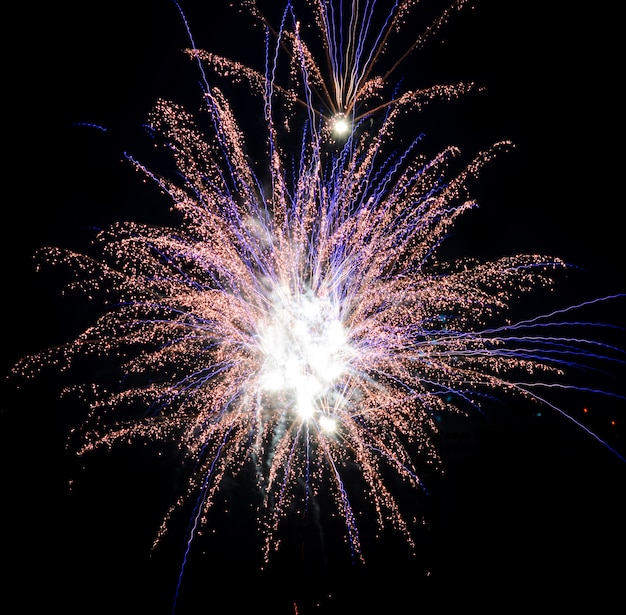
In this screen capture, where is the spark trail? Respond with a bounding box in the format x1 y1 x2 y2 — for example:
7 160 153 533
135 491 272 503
10 0 625 611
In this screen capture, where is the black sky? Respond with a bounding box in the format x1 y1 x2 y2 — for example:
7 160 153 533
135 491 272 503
3 1 625 613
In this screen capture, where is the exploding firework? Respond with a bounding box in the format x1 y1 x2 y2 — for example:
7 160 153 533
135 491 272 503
9 0 625 612
189 0 476 139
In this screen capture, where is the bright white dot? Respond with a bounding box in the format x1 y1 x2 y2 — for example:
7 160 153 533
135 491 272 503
331 115 350 137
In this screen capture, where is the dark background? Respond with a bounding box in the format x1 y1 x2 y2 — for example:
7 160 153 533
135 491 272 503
3 1 625 613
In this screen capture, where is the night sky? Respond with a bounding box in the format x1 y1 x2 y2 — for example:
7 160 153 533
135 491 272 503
3 1 625 613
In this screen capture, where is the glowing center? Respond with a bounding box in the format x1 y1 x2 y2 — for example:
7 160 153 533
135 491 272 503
258 289 350 430
331 114 351 137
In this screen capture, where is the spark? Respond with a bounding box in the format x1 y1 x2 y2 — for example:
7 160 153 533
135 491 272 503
330 113 351 137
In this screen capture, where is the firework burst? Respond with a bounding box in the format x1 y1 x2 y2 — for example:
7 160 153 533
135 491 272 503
188 0 476 139
9 0 625 611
